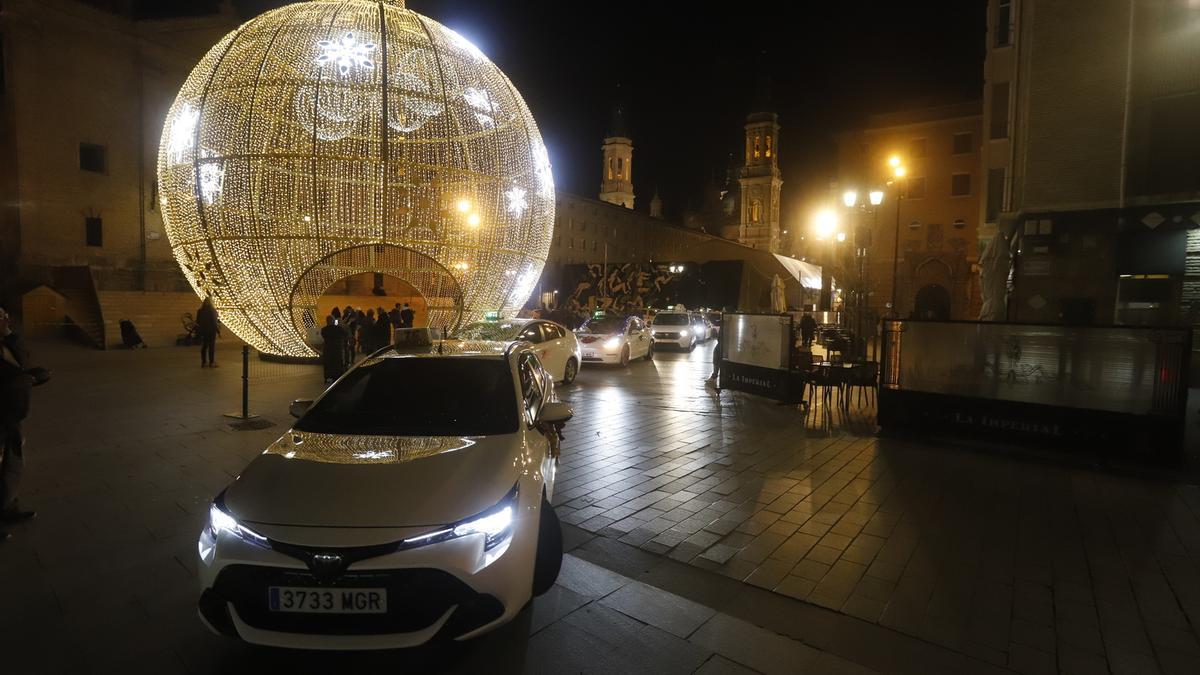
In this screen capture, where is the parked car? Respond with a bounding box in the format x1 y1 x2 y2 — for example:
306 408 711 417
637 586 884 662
196 336 571 649
575 314 653 365
649 311 696 350
458 318 581 384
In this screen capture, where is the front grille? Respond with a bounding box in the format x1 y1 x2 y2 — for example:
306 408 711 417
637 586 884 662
655 332 680 340
210 564 502 637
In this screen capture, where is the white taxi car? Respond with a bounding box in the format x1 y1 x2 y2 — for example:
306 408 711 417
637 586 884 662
196 334 571 649
458 318 582 384
649 311 696 350
575 314 653 366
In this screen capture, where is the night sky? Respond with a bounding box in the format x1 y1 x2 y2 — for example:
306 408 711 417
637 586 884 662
143 0 986 224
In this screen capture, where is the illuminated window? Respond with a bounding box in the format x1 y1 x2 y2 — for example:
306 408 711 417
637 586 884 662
607 158 614 180
753 135 761 159
617 157 623 179
765 134 773 158
750 200 762 223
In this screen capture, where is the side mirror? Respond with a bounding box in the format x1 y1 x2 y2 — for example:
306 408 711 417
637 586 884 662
289 399 313 418
538 401 573 425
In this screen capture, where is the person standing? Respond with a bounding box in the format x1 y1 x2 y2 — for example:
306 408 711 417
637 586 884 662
800 312 817 349
400 303 415 328
358 309 375 354
373 309 391 351
319 315 346 384
389 303 402 331
0 306 40 541
196 297 221 368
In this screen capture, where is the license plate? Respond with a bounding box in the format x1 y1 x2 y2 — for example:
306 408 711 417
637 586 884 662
583 350 596 358
268 586 387 614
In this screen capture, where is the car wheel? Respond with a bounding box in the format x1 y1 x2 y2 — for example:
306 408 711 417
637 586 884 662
532 494 563 596
644 344 654 360
619 345 630 367
688 339 695 352
562 358 578 385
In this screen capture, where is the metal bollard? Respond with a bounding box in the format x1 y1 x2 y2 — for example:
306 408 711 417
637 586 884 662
224 344 259 421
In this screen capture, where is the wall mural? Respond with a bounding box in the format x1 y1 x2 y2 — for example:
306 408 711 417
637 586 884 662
556 261 744 314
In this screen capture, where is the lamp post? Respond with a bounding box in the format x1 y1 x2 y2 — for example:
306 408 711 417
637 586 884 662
887 156 907 318
840 188 885 358
812 209 840 314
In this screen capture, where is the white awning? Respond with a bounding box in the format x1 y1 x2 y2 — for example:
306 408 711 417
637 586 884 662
772 254 823 290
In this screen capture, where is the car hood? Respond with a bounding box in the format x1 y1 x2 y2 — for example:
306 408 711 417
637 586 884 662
223 432 526 528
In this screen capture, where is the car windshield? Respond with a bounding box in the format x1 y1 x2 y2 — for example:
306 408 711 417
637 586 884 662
457 321 521 341
294 358 518 436
653 314 689 326
579 317 624 334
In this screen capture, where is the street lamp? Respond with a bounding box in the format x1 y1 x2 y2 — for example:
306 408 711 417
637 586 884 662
869 190 884 206
839 185 885 358
842 190 858 208
813 208 838 240
889 160 907 318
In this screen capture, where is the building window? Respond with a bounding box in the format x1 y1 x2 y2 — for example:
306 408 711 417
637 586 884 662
616 157 623 179
85 217 103 247
906 177 926 199
952 132 972 155
568 237 573 249
753 135 761 159
750 200 762 223
995 0 1012 47
607 158 613 180
909 138 927 158
581 239 587 251
951 173 971 197
592 240 597 252
765 134 773 158
986 168 1006 222
990 83 1010 139
79 143 107 173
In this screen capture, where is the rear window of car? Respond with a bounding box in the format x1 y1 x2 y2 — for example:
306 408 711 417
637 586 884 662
457 322 520 341
653 313 688 326
294 358 518 436
580 317 625 334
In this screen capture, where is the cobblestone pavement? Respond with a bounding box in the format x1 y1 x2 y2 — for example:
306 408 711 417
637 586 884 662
3 338 1199 674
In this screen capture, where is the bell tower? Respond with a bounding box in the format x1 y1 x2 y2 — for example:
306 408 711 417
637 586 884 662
599 104 635 209
737 110 783 251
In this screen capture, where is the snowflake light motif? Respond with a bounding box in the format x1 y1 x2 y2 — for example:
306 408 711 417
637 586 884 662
168 104 199 164
505 186 527 218
199 158 225 205
316 32 377 77
462 87 497 128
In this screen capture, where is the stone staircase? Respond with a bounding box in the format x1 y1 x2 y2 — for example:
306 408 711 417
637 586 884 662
96 290 205 348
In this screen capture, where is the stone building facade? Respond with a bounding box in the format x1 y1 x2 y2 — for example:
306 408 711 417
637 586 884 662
982 0 1200 326
736 111 782 252
836 102 984 321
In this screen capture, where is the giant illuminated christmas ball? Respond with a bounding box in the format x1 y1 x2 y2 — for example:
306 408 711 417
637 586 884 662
158 0 554 357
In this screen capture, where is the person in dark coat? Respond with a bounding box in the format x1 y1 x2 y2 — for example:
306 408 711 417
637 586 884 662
800 313 817 349
374 310 391 351
196 297 220 367
389 304 402 331
341 307 356 364
0 306 43 541
358 309 375 354
400 303 415 328
319 315 346 383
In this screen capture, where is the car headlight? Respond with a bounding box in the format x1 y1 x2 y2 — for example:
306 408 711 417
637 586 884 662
206 493 269 549
400 483 518 552
679 329 690 337
603 337 622 350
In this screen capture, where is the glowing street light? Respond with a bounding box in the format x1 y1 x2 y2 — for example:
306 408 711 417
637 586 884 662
888 155 902 168
842 190 858 208
869 190 884 206
813 209 838 239
836 231 847 243
893 165 907 178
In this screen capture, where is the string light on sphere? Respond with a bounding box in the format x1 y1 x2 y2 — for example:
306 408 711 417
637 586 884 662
157 0 554 358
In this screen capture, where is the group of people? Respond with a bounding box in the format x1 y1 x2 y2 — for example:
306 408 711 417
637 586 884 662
318 303 415 383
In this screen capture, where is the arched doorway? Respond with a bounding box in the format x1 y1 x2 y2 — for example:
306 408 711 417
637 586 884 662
913 284 951 320
290 244 462 341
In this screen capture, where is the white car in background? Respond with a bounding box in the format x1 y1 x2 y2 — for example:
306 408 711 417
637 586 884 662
649 311 696 350
575 314 653 366
196 336 572 650
458 318 582 384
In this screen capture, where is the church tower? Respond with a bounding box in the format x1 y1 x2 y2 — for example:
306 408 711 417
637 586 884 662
737 110 783 251
599 104 635 209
